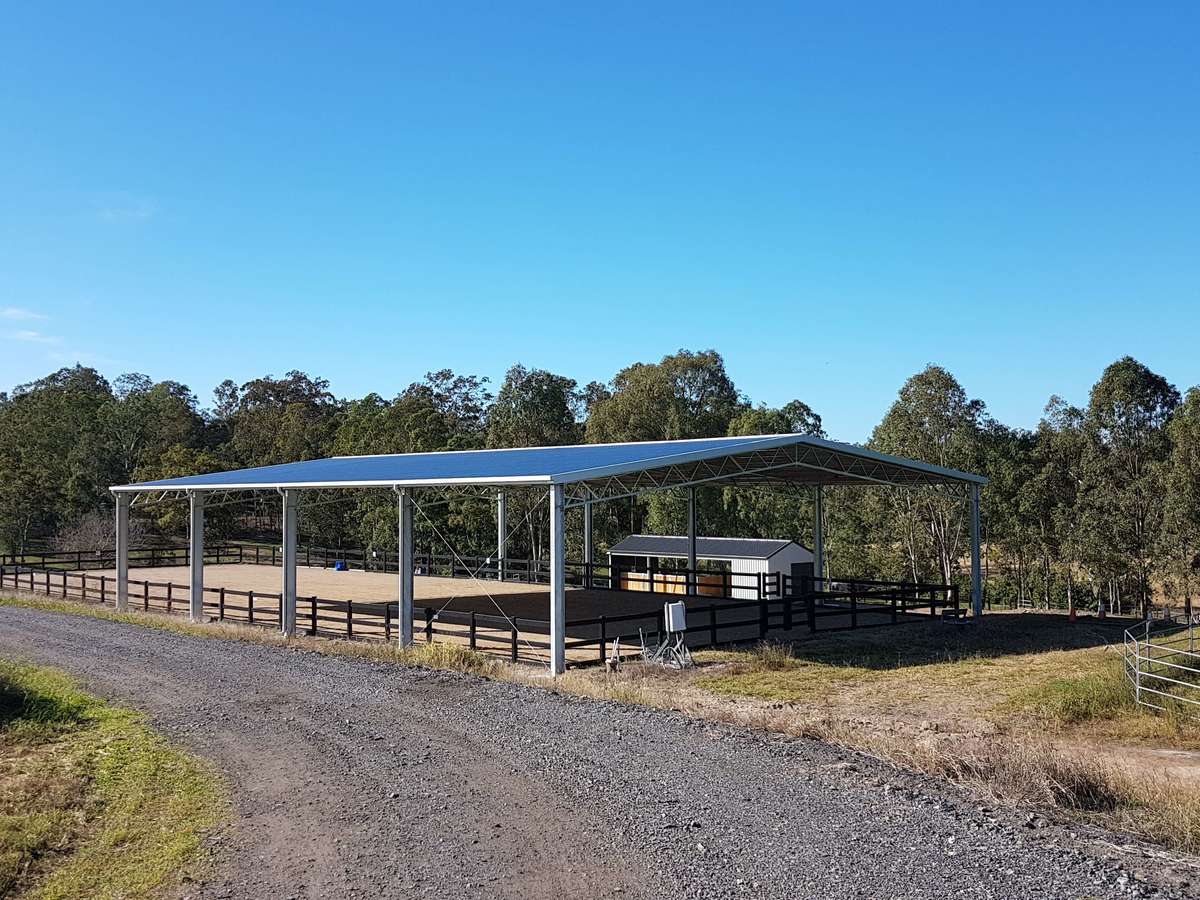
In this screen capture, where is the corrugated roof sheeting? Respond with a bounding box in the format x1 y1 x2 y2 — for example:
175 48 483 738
608 535 804 560
112 433 986 493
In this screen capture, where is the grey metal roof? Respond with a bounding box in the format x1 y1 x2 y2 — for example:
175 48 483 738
609 535 808 561
112 433 986 494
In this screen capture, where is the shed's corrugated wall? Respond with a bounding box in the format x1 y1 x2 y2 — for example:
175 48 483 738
731 557 765 600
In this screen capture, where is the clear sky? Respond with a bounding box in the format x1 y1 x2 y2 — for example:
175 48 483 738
1 2 1197 441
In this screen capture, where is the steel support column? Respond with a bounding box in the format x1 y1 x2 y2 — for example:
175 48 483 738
583 500 594 588
115 493 130 612
970 483 982 618
281 489 298 636
550 484 566 675
686 487 698 596
496 491 507 582
188 491 205 622
397 487 414 647
813 485 825 583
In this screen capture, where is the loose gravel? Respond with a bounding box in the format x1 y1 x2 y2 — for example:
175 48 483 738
0 605 1189 899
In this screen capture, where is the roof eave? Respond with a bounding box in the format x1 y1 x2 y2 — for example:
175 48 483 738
110 474 554 493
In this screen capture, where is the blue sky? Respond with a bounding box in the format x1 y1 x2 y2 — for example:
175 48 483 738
1 2 1197 441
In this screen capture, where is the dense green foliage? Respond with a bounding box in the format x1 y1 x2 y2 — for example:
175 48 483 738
0 350 1196 613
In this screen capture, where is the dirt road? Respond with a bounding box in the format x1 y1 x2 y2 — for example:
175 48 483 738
0 605 1180 898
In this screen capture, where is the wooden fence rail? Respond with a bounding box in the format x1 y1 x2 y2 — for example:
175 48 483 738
1 561 958 668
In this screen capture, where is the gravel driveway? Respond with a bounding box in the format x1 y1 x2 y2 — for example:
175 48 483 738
0 605 1184 899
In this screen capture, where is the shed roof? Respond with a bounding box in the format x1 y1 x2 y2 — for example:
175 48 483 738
609 534 807 561
112 433 986 496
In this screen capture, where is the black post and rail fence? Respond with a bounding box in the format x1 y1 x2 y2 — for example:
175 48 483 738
0 545 960 669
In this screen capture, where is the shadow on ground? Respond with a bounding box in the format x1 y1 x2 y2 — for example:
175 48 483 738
779 612 1133 671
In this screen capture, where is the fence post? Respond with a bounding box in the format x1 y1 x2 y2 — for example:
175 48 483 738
100 574 107 604
82 575 88 603
425 607 433 643
165 582 172 612
248 590 254 624
599 615 607 663
510 619 518 662
385 602 392 642
470 612 477 651
346 599 354 639
218 587 226 621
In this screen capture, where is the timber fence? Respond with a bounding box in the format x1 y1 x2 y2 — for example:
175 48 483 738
0 556 958 668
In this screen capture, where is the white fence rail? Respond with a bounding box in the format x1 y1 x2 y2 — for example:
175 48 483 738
1124 615 1200 715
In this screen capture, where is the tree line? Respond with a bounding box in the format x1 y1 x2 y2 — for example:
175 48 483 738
0 350 1196 616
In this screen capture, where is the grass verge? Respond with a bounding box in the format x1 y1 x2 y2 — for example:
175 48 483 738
0 658 227 898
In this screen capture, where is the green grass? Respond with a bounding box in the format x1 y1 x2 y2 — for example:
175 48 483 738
1004 655 1137 724
0 659 227 899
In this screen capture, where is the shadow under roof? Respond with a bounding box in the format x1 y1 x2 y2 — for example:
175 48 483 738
112 434 986 498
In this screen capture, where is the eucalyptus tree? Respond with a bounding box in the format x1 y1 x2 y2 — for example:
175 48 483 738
223 370 340 467
585 349 743 443
130 444 233 537
721 401 825 546
1078 358 1179 617
330 371 493 560
488 365 583 562
487 365 582 449
1038 398 1089 614
868 365 986 585
102 374 206 483
0 366 118 551
978 421 1036 607
586 350 746 551
1161 388 1200 616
